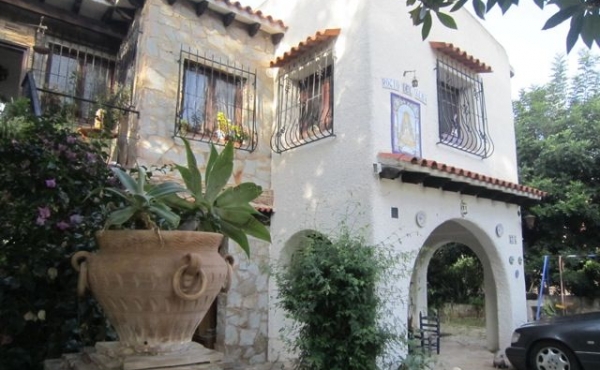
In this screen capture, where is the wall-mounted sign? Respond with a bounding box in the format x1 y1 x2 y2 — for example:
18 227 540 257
402 83 428 105
381 78 427 105
391 93 421 157
382 78 401 91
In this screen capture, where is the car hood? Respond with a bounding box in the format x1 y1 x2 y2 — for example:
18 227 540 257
520 311 600 328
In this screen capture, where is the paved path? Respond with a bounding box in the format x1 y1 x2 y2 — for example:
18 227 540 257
221 324 509 369
47 324 511 369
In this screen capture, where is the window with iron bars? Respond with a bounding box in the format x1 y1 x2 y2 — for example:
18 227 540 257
436 58 494 158
33 41 116 125
176 49 257 152
271 47 334 153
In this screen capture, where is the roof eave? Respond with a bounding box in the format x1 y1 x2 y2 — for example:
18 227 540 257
188 0 287 34
376 152 546 205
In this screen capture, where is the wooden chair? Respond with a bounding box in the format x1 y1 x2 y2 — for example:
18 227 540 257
418 311 440 354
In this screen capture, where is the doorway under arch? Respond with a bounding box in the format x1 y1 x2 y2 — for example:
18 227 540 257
408 219 511 351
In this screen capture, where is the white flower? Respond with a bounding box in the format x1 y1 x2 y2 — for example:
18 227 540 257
23 311 37 321
47 267 58 280
37 310 46 321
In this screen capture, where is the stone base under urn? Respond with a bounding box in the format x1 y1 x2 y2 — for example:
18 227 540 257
44 341 223 370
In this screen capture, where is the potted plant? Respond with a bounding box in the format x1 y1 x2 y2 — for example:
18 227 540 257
70 138 270 360
216 111 248 147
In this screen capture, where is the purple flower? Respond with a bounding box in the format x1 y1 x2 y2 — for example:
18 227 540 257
65 150 77 160
58 144 67 152
86 153 97 163
70 214 84 225
66 136 77 144
36 216 46 226
56 221 70 230
38 207 51 219
45 179 56 188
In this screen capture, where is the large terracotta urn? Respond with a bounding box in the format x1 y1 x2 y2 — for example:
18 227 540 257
71 230 234 354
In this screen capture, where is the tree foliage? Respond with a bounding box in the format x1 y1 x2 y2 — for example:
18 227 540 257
427 244 484 308
409 0 600 53
515 50 600 297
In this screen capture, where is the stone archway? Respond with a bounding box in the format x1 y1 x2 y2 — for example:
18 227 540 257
409 219 510 351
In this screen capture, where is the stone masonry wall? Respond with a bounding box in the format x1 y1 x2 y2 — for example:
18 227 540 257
133 0 276 364
217 238 271 364
133 0 275 189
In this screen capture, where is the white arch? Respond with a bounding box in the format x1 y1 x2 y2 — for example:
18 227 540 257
409 219 511 351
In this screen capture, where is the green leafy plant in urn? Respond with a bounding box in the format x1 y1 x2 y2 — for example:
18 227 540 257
71 138 270 355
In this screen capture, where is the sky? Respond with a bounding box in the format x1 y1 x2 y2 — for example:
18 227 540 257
476 2 589 99
248 0 595 99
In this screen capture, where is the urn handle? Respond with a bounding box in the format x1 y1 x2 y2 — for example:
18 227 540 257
172 253 207 301
221 254 235 293
71 251 91 297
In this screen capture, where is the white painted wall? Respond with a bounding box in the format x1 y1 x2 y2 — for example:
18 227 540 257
366 2 518 181
263 0 527 364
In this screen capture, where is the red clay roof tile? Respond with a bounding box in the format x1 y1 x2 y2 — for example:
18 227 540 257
377 152 546 199
210 0 287 31
430 41 493 73
270 28 341 68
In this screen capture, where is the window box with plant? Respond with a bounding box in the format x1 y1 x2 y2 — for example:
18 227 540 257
176 49 257 152
71 138 270 364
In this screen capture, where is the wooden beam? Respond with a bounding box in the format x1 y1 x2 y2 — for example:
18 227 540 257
72 0 82 14
271 32 284 45
442 181 468 193
248 22 260 37
115 7 135 21
194 0 208 16
127 0 144 8
0 0 126 39
101 6 115 22
379 167 402 180
222 12 235 27
401 171 430 184
423 176 451 189
461 184 483 197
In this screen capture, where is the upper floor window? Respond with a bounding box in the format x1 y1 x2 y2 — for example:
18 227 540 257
432 42 494 158
40 43 115 124
270 29 339 153
176 49 257 152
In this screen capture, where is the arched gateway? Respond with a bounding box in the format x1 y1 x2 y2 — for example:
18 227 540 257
410 219 506 350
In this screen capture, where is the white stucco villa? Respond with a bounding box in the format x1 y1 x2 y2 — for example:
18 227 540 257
0 0 544 366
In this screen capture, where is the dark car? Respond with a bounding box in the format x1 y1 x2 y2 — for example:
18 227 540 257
506 311 600 370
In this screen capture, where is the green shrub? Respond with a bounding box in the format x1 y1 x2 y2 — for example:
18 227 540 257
0 112 114 369
276 229 395 370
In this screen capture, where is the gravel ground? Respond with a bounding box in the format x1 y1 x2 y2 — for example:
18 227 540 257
46 324 507 369
219 323 510 370
434 323 504 370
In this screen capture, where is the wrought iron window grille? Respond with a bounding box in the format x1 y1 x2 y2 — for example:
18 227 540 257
31 38 122 125
271 46 335 153
175 48 257 152
436 57 494 158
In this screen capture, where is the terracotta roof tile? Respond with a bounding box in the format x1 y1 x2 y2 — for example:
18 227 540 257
253 204 274 214
270 28 341 68
430 41 492 73
202 0 287 31
377 152 547 199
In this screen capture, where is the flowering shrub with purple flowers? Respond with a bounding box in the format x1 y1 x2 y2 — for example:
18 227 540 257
0 111 115 369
